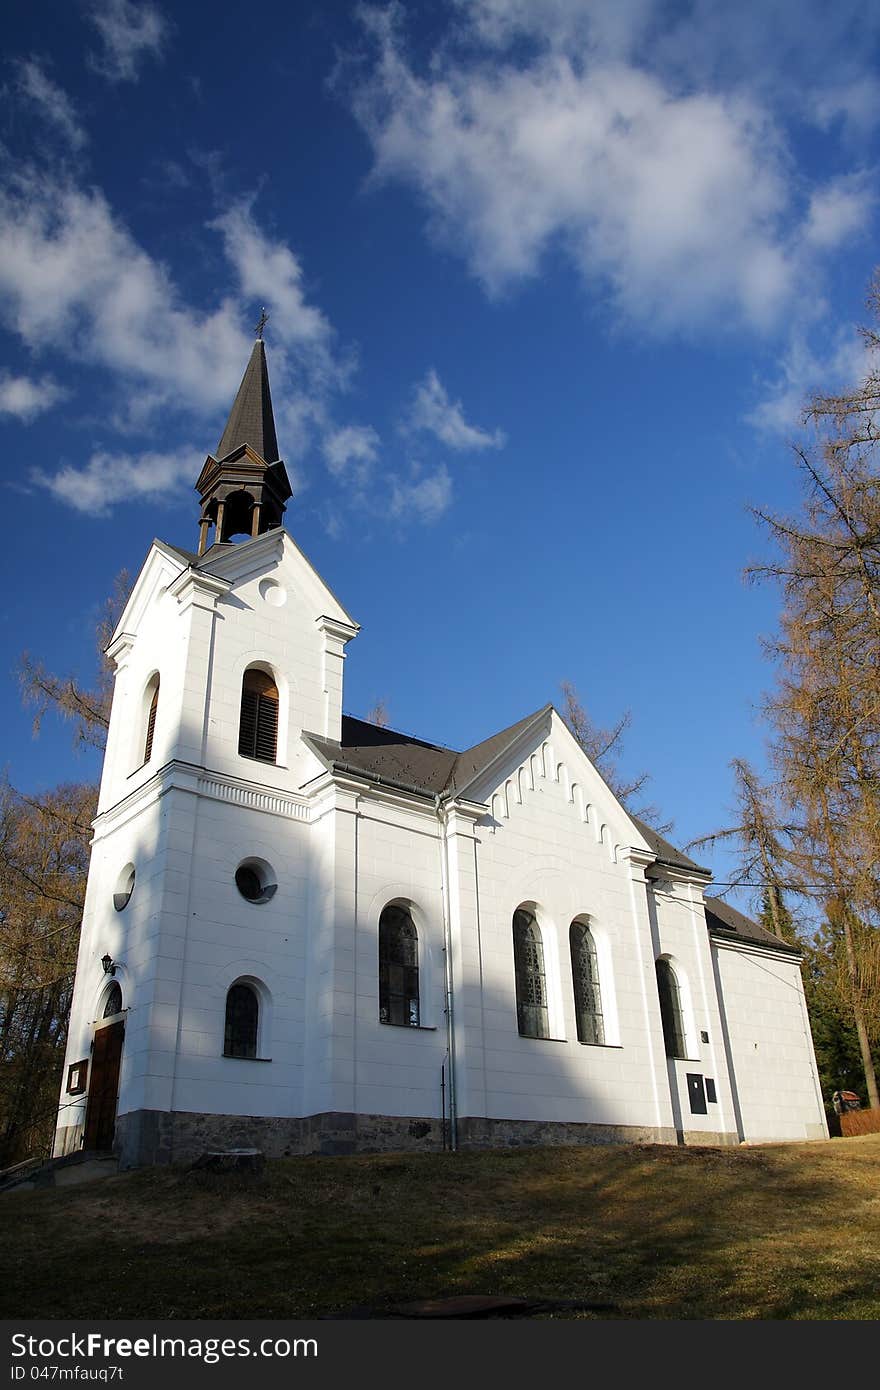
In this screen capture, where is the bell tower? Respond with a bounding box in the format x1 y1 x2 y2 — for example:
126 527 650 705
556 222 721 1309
194 332 292 555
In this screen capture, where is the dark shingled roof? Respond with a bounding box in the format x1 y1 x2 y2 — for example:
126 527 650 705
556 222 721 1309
215 339 279 464
162 542 201 566
306 707 550 800
451 705 551 789
162 539 261 571
307 716 458 797
704 895 801 955
630 815 710 876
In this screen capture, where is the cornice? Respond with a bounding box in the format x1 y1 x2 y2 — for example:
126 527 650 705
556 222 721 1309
316 613 360 644
93 759 310 840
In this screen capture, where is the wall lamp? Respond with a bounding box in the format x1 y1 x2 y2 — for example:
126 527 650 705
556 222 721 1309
101 953 117 976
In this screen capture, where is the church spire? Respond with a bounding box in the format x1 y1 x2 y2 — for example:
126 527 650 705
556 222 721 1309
194 332 292 555
214 337 279 466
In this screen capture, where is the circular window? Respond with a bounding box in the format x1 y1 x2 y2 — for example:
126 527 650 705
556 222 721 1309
234 858 277 905
113 863 136 912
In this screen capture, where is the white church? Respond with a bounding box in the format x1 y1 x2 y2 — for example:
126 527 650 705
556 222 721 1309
54 338 828 1167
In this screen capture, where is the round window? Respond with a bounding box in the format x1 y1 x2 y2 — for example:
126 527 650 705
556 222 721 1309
234 858 277 905
113 863 136 912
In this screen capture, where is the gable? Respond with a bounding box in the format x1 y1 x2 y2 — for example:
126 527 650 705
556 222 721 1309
199 530 357 631
461 707 654 863
108 540 189 650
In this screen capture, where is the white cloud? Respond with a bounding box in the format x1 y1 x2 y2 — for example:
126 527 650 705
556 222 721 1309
803 176 874 251
322 424 380 480
0 174 250 410
36 445 198 516
86 0 168 84
0 372 67 421
747 330 870 435
388 463 453 523
0 171 351 431
456 0 656 56
348 4 877 336
812 77 880 137
212 202 336 355
15 60 88 151
408 369 505 451
0 164 365 511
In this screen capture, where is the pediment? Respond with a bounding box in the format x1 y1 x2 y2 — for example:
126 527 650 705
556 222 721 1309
107 541 189 655
199 529 358 631
465 707 654 864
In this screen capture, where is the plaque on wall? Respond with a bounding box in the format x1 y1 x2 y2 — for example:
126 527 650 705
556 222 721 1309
67 1059 89 1095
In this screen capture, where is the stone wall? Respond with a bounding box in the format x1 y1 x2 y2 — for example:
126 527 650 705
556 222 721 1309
115 1107 736 1168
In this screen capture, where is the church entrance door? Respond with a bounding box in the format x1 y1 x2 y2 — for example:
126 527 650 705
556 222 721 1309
84 1020 124 1151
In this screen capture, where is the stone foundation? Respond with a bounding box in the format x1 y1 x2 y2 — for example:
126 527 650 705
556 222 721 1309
112 1108 718 1168
457 1116 679 1148
114 1109 448 1168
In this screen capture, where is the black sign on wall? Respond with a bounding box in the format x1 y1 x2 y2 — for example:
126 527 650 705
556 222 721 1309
686 1073 707 1115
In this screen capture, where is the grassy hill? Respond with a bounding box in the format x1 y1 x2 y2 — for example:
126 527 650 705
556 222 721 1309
4 1134 879 1319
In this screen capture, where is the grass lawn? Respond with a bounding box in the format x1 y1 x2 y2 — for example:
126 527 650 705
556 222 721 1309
3 1134 879 1320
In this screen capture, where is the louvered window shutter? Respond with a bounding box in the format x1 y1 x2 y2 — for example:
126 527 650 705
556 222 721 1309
238 670 279 763
144 682 159 763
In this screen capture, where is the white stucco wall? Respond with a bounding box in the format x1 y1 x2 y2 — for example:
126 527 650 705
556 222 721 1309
56 529 829 1160
712 939 828 1141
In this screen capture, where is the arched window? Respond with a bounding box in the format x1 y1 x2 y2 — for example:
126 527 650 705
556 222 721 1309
570 921 604 1045
143 677 159 763
102 982 123 1018
378 905 420 1026
238 668 278 763
656 959 687 1059
513 908 549 1039
224 982 259 1059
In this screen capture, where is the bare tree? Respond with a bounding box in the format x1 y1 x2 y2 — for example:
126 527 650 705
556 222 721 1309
19 570 130 753
743 282 880 1106
3 571 131 1162
364 698 391 728
0 781 94 1164
560 681 670 831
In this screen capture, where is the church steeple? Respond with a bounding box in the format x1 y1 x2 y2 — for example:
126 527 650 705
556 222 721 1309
194 335 292 555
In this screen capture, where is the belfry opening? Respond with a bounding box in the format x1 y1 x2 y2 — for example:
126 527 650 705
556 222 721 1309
194 337 292 555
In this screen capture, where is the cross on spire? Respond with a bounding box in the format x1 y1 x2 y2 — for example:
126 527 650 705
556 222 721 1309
254 306 269 340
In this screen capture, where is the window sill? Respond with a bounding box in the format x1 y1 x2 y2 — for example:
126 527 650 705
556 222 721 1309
379 1021 437 1031
517 1034 567 1043
577 1041 623 1049
222 1054 272 1062
238 754 287 770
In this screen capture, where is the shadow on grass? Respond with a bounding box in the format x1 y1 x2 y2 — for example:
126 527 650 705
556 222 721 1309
3 1138 879 1320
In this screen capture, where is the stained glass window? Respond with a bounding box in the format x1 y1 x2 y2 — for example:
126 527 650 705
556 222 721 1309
102 982 123 1018
513 908 550 1039
379 905 420 1026
656 959 687 1058
570 921 604 1045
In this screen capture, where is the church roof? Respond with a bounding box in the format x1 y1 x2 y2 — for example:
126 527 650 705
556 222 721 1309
215 338 279 463
704 895 801 955
631 815 710 876
306 709 712 882
306 716 459 798
306 706 555 802
451 705 552 790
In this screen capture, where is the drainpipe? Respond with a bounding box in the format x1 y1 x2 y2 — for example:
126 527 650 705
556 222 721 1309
435 794 458 1150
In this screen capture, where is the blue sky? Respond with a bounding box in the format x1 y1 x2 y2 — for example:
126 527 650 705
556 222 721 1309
2 0 880 905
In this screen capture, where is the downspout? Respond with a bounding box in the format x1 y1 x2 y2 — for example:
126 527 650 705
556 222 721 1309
435 794 458 1150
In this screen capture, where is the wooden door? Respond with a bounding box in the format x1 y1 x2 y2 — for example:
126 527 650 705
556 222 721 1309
84 1021 124 1151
